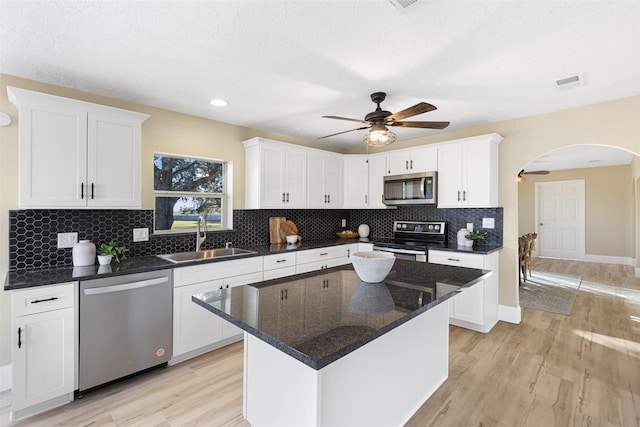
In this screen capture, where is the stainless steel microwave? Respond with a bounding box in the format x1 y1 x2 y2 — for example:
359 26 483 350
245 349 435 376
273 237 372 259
382 171 437 205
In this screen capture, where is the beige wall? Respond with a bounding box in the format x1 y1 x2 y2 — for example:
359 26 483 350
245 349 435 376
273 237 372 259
1 73 639 368
517 165 634 258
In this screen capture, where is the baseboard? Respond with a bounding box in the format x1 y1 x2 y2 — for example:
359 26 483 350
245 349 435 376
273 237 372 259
498 304 521 324
583 254 634 266
636 267 640 278
0 364 11 392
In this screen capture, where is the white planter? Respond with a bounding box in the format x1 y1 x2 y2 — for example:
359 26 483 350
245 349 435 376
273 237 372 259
97 255 112 265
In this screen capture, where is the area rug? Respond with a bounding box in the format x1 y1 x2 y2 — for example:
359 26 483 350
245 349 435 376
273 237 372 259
520 270 582 315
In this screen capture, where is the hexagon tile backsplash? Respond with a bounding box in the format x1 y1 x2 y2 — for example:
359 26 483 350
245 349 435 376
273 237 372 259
8 207 502 270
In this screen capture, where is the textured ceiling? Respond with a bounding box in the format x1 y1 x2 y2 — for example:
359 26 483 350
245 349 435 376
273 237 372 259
1 0 639 167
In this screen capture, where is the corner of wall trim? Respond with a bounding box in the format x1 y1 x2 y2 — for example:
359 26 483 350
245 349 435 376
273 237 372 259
498 304 521 324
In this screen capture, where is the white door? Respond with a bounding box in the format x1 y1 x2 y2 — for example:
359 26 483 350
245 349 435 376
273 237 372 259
437 144 463 207
343 156 369 208
284 148 307 207
260 145 285 207
368 155 387 208
409 146 438 173
536 180 585 260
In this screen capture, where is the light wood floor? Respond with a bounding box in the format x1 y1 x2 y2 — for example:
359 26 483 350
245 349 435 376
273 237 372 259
2 259 639 426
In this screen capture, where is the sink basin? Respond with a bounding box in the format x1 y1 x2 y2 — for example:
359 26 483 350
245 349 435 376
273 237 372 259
157 248 257 263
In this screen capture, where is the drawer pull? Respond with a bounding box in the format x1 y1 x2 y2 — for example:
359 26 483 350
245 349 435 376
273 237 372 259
320 252 329 256
17 327 22 349
276 259 287 263
447 258 461 262
30 296 59 304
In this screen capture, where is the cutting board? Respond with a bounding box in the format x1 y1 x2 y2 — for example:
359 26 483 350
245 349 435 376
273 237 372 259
269 217 286 244
279 220 298 240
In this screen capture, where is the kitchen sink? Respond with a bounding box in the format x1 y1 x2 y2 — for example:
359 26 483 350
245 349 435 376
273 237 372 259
157 248 257 263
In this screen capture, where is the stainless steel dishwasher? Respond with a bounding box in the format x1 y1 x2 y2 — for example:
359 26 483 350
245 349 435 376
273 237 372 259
79 269 172 394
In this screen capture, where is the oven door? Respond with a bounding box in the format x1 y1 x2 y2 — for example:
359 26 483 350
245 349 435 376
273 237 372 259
373 246 427 262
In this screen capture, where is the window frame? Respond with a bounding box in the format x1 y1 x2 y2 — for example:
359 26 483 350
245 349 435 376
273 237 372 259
153 152 232 234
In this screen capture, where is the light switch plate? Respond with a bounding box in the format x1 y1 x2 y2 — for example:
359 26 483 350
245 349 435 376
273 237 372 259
482 218 495 229
341 219 347 228
133 228 149 242
57 232 78 249
466 223 474 232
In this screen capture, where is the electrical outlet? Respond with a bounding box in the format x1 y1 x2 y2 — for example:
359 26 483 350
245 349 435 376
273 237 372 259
133 228 149 242
482 218 495 229
57 232 78 249
466 223 474 232
341 219 347 228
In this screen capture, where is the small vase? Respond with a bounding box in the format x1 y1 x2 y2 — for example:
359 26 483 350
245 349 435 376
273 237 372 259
464 239 474 247
358 224 370 238
73 240 96 266
97 255 113 265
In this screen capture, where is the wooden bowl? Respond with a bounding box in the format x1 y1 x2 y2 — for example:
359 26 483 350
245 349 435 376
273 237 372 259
337 231 359 239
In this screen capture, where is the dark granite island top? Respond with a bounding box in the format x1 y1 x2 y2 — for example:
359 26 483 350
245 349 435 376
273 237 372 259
193 259 489 370
193 259 491 427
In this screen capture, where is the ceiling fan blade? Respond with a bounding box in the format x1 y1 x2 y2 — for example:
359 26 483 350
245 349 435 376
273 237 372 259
322 115 369 124
389 121 450 129
317 126 371 139
386 102 437 121
524 170 550 175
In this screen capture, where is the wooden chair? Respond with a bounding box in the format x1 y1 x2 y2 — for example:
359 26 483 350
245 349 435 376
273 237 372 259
518 235 528 284
523 233 537 279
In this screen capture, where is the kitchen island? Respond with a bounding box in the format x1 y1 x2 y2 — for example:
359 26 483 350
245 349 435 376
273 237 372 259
193 259 490 427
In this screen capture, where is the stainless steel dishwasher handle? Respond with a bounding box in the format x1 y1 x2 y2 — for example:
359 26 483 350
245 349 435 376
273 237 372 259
83 277 169 296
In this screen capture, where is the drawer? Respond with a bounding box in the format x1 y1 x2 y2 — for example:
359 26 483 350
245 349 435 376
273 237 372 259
428 250 484 269
295 257 343 275
296 246 345 265
263 253 296 271
263 266 297 281
174 255 263 287
12 282 77 317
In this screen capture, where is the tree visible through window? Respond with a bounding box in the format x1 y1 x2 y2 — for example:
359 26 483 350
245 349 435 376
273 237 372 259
154 154 227 232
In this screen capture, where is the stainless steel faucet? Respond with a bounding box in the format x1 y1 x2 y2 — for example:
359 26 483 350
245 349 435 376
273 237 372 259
196 215 207 251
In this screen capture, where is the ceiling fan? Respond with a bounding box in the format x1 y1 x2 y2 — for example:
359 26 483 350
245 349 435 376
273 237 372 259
318 92 450 147
517 169 550 182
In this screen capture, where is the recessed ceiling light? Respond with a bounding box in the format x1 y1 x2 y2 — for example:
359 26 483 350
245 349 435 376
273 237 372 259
209 99 228 107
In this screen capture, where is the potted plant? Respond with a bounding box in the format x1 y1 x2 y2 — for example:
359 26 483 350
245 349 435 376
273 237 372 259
463 230 487 247
97 240 129 265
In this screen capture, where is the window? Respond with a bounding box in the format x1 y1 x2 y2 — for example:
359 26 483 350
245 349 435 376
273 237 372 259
154 153 230 232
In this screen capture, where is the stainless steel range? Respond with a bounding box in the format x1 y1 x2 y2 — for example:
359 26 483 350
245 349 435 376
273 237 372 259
373 220 446 262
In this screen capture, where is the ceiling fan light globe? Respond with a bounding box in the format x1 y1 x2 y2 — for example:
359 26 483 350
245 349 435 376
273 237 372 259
363 129 397 147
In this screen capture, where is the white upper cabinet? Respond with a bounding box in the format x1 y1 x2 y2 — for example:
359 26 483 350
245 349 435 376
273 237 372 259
343 154 387 209
307 151 343 208
244 138 308 209
386 145 438 175
437 134 502 208
7 87 149 209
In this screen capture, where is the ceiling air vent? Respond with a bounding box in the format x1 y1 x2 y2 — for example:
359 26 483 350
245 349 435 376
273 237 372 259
554 73 584 90
389 0 420 12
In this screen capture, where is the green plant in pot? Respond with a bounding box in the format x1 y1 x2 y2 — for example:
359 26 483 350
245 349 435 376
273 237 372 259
464 230 487 246
97 240 129 265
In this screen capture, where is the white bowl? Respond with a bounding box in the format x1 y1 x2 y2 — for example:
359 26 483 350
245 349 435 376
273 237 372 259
285 235 299 244
350 251 396 283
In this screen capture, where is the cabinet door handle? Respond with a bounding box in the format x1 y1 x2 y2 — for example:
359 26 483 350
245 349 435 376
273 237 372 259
347 249 350 257
463 190 466 201
17 327 22 349
327 194 330 203
280 290 284 300
286 192 290 203
324 194 327 203
282 193 286 203
457 190 461 201
81 182 85 199
410 160 413 169
226 284 230 289
365 195 368 204
31 296 59 304
91 183 95 199
284 289 288 300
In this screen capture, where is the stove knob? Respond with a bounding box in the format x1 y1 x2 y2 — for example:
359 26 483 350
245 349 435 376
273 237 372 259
428 225 433 230
402 224 407 229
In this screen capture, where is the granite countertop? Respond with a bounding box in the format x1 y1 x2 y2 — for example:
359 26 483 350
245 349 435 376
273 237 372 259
3 238 367 290
192 259 490 370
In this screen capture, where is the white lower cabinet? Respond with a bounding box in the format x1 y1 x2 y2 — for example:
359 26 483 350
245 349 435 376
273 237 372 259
171 256 263 364
296 246 346 274
10 282 77 422
429 250 499 333
263 252 297 280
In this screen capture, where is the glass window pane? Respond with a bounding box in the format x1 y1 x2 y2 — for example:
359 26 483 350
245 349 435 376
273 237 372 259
154 154 223 193
155 196 222 231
